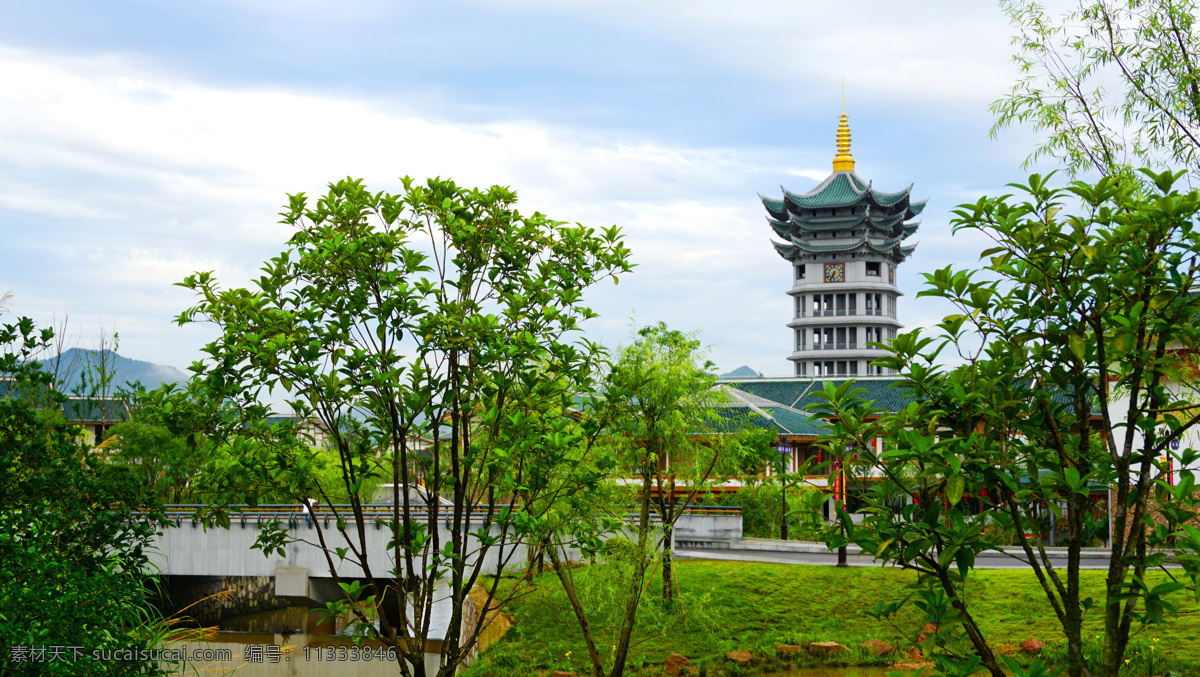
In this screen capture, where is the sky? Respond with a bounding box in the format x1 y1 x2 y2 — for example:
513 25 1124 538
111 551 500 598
0 0 1060 379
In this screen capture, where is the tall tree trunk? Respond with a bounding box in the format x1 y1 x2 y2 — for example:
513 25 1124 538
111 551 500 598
611 466 655 677
661 522 674 606
547 545 606 677
1063 492 1086 677
1103 470 1149 677
935 570 1005 677
1103 472 1127 677
524 545 537 581
657 474 677 605
835 467 848 567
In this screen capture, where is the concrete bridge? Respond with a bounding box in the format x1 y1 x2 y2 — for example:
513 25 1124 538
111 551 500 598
150 504 741 577
146 504 740 674
148 503 742 613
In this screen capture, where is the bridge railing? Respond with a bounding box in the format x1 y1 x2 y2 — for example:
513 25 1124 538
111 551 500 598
149 504 741 527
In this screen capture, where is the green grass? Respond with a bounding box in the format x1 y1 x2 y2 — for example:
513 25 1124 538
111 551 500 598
464 560 1200 677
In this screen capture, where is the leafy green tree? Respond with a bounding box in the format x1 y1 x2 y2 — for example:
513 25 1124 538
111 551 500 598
605 323 743 606
994 0 1200 180
810 169 1200 677
808 381 1010 677
102 385 221 503
944 170 1200 677
542 323 758 677
105 420 198 502
0 317 169 677
502 381 623 677
176 176 631 677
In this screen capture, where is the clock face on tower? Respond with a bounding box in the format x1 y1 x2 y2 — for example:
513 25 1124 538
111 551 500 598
824 262 845 283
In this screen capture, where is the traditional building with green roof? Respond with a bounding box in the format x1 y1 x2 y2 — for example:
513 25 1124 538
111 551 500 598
715 378 914 479
763 113 925 378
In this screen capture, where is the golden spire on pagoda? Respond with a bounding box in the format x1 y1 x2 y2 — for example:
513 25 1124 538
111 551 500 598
832 113 855 172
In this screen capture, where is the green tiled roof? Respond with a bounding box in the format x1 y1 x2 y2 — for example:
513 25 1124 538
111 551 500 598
783 173 866 208
718 376 1116 437
762 406 829 436
772 241 796 258
712 379 922 439
721 380 821 409
710 403 827 437
790 241 867 253
779 172 916 211
724 377 1106 420
867 236 905 250
792 214 867 230
871 186 913 206
788 236 910 258
761 195 786 212
62 397 130 424
717 386 834 437
719 377 916 415
766 171 924 263
781 211 905 232
710 406 779 433
868 211 907 230
797 379 916 412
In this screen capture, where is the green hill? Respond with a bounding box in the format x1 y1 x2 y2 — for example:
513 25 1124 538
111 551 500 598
37 348 187 393
720 365 761 379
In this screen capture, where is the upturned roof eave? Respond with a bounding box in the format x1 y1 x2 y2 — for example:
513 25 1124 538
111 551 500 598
789 235 909 255
772 240 796 259
777 172 917 213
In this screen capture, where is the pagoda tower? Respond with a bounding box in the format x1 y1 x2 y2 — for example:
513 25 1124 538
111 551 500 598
762 114 925 378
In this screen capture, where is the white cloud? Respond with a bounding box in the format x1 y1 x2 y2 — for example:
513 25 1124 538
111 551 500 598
0 45 819 373
0 0 1044 380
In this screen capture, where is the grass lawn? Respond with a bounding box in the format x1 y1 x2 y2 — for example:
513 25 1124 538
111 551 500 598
463 560 1200 677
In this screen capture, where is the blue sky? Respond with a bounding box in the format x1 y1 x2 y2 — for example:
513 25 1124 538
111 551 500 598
0 0 1056 377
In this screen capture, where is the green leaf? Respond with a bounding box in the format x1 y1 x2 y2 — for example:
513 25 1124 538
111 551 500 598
946 475 965 506
1069 335 1085 362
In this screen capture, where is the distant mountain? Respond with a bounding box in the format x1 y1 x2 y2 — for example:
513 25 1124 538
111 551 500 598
37 348 188 393
720 365 761 379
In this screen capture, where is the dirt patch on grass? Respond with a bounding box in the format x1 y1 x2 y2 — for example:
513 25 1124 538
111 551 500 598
469 586 515 654
992 643 1020 656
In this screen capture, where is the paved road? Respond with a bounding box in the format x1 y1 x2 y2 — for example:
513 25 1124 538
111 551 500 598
675 547 1116 569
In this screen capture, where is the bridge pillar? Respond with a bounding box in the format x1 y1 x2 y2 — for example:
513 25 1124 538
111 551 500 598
274 568 344 607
